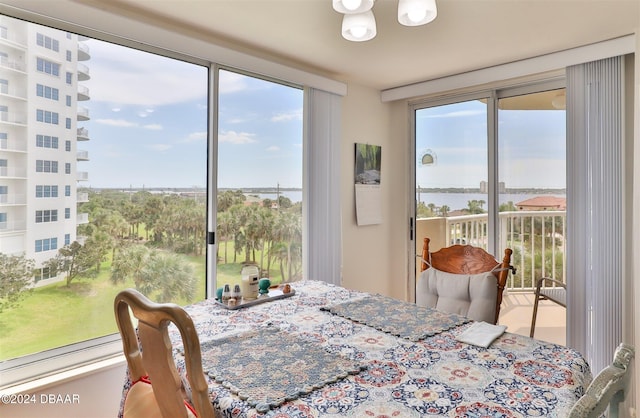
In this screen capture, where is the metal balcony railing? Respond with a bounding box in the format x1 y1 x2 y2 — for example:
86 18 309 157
417 210 567 292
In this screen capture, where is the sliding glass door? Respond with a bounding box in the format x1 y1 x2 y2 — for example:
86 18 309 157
413 84 567 327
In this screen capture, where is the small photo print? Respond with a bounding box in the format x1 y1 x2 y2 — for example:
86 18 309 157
354 143 381 185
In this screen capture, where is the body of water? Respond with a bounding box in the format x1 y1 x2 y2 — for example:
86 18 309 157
418 192 565 211
249 191 565 211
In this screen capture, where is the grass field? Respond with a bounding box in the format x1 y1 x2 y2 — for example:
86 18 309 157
0 246 288 361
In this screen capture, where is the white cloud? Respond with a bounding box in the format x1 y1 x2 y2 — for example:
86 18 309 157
423 110 485 119
85 39 207 106
266 146 280 151
181 131 207 143
143 124 163 130
271 109 302 122
219 130 257 144
95 118 138 127
218 71 250 94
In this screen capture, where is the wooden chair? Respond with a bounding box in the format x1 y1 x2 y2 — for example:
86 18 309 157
420 237 514 324
568 343 635 418
529 277 566 337
115 289 217 418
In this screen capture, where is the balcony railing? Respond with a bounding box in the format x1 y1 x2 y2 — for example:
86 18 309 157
77 127 90 141
76 212 89 224
416 210 567 292
77 192 89 203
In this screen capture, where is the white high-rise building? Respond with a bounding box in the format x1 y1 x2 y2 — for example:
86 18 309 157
0 15 90 286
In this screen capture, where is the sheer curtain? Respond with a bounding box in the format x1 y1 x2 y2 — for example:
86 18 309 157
566 55 625 373
303 87 342 285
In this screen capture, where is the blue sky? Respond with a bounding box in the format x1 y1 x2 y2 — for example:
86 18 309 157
82 38 564 191
416 100 566 189
82 38 303 189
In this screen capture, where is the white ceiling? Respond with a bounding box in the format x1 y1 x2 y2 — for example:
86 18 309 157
77 0 640 90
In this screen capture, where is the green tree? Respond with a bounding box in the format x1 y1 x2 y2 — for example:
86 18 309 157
0 253 34 312
499 201 517 212
138 252 196 303
467 199 486 214
44 241 96 286
110 244 150 285
110 245 196 303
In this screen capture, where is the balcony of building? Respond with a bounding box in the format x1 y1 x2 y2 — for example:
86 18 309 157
0 28 27 48
0 84 27 101
0 109 27 125
0 166 27 178
77 127 90 141
77 192 89 203
0 136 27 152
0 193 26 205
77 84 90 101
77 63 90 81
77 171 89 181
76 212 89 225
76 150 89 161
0 219 26 233
77 107 90 121
77 41 90 61
0 56 26 72
416 210 567 346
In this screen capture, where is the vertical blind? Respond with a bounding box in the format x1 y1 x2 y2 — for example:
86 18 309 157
566 55 624 373
303 88 343 285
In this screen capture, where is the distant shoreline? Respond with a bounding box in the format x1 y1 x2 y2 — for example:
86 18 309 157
83 187 565 194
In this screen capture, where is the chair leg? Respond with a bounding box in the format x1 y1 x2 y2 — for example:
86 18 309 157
529 294 541 338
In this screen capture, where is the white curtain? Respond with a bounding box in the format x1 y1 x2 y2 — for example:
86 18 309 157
566 55 624 373
303 87 342 285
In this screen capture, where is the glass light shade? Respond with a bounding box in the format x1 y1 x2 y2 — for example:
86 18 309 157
552 93 566 110
342 10 376 42
333 0 374 14
398 0 437 26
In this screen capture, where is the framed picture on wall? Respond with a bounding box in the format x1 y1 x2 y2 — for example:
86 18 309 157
354 143 382 225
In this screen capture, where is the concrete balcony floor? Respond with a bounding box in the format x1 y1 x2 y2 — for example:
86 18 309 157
499 292 566 346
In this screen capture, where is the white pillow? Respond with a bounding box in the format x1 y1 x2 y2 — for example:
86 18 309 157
416 267 498 323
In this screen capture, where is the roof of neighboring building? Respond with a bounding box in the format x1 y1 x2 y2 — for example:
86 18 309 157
516 196 566 210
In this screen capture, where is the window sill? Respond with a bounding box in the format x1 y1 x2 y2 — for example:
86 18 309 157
1 355 125 395
0 335 124 391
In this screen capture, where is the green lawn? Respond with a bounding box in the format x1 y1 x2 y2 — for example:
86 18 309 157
0 244 290 361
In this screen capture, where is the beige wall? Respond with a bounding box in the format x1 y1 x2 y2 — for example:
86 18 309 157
339 83 406 299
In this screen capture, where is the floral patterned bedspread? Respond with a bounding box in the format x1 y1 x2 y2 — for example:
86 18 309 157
119 280 592 418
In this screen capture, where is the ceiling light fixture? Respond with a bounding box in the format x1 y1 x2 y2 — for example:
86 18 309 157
342 10 377 42
334 0 437 42
333 0 374 14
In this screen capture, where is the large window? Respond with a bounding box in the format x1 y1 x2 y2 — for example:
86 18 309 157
0 13 309 386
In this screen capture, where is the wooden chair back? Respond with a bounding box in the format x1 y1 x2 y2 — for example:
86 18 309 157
114 289 216 418
421 237 514 324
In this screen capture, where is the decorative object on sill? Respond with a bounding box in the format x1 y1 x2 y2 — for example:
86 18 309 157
258 278 271 295
240 265 260 300
232 284 242 300
333 0 437 42
221 284 231 304
214 288 296 310
282 283 292 294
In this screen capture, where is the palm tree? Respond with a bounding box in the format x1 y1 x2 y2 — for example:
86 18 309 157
273 210 302 281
